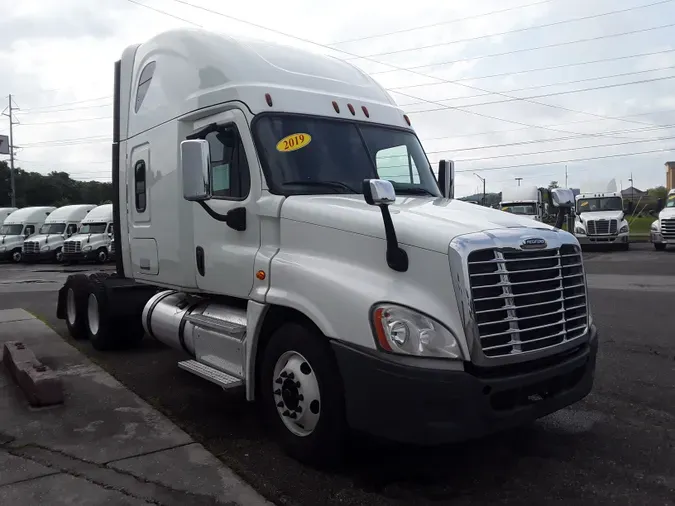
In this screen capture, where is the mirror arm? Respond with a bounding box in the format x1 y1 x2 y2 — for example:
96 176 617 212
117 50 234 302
186 122 219 140
379 205 408 272
197 202 247 231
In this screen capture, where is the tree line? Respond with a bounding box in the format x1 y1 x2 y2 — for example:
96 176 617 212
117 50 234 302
0 161 113 208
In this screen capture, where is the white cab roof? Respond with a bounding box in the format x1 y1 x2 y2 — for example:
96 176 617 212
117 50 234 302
125 28 410 138
44 204 97 224
3 206 56 225
80 204 113 223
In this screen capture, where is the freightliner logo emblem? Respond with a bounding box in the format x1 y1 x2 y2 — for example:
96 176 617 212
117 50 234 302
520 237 547 250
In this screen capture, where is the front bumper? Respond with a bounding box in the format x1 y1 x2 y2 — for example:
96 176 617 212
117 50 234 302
332 324 598 445
22 251 55 262
62 251 94 262
650 232 675 244
0 250 16 261
576 233 628 245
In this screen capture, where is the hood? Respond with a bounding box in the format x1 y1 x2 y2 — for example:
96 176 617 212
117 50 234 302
24 234 65 246
0 235 24 247
280 195 558 253
659 207 675 219
577 210 624 221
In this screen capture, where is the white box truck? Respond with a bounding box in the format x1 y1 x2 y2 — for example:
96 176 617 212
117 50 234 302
55 28 598 467
573 179 630 250
61 204 115 264
22 204 96 263
500 185 551 221
650 188 675 250
0 206 56 263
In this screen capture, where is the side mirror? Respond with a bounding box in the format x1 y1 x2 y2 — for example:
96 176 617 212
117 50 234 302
362 179 407 272
363 179 396 206
437 159 454 199
551 188 575 208
656 198 664 212
181 139 212 202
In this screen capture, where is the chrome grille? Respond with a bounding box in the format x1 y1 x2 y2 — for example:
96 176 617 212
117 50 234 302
63 241 81 253
586 219 617 236
22 241 40 254
661 219 675 239
468 244 588 359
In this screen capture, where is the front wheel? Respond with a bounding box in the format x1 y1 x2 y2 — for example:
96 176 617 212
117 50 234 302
259 322 347 468
54 248 64 263
95 248 108 264
654 242 666 251
11 249 21 263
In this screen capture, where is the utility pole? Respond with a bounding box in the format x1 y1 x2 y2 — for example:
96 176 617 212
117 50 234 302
515 177 522 187
474 173 486 206
1 95 17 207
565 165 568 187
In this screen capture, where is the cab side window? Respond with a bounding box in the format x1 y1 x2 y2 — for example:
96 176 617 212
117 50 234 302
66 224 78 237
205 126 250 199
24 225 35 237
106 224 114 235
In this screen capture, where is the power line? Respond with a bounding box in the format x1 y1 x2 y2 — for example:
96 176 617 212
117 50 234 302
398 65 675 107
345 0 674 60
405 74 675 115
17 116 110 126
389 48 675 91
142 0 670 139
369 21 675 76
328 0 559 45
17 103 112 115
19 96 113 112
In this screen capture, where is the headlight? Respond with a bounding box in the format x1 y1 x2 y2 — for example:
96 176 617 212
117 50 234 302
651 221 659 231
575 227 585 234
371 304 463 359
83 245 93 252
619 225 628 234
41 245 50 251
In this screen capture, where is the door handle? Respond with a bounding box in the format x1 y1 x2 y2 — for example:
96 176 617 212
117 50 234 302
196 246 205 276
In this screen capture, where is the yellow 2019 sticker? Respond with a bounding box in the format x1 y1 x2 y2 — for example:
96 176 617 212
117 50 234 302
668 194 675 201
580 201 589 207
276 133 312 152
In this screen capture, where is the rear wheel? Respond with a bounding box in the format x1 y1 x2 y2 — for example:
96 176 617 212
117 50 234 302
654 242 666 251
259 322 347 468
64 274 90 340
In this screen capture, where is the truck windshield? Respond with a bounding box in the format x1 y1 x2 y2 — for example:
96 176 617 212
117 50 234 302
38 223 66 235
501 203 537 215
0 224 23 235
253 114 441 197
79 223 107 234
577 196 623 213
666 194 675 208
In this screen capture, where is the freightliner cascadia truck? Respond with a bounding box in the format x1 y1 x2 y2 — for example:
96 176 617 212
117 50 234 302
56 28 598 467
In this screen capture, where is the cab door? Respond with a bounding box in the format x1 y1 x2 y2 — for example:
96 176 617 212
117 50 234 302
190 109 261 299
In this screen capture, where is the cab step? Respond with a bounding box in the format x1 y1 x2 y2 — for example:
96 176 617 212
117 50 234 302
177 360 243 389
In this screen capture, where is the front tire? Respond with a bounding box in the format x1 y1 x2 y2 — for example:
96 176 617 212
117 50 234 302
54 248 64 263
259 322 347 468
654 242 666 251
95 248 108 264
11 249 21 263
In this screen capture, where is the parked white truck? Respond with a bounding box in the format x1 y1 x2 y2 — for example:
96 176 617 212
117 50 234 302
22 204 96 263
573 179 629 250
55 28 598 467
500 185 551 221
650 188 675 250
0 207 18 223
61 204 115 264
0 206 56 262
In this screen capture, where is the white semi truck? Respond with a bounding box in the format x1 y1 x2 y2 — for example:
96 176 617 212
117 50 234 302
55 28 598 467
573 179 630 250
61 204 115 264
0 207 18 224
0 206 56 263
500 185 551 221
22 204 96 263
650 188 675 250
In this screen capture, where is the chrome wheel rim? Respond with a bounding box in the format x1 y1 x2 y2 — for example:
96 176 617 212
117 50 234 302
87 293 99 335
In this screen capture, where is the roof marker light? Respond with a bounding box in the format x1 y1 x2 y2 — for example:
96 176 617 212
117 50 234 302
362 106 370 118
332 101 340 113
265 93 273 107
403 114 411 126
347 103 355 115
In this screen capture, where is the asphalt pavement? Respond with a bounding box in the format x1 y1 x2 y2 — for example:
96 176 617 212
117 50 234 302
0 245 673 506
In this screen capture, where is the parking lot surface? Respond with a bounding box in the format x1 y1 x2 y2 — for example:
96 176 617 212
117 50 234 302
0 244 673 506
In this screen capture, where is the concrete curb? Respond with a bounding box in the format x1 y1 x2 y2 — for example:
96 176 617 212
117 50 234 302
2 341 64 407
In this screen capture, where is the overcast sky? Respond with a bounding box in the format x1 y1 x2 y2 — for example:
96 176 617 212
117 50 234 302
2 0 675 197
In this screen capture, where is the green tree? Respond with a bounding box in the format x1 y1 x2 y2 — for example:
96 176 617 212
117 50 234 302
0 161 113 207
548 181 559 189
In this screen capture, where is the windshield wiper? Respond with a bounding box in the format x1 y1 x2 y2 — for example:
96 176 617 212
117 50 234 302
392 187 435 196
282 180 359 194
